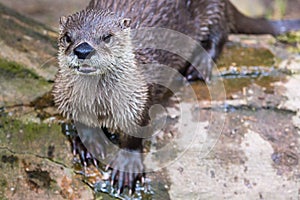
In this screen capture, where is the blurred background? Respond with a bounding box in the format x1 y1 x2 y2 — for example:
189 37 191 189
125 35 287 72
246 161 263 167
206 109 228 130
0 0 299 29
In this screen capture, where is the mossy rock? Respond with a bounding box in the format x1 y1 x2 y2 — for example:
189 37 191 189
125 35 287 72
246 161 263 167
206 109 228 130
0 58 52 107
0 2 58 81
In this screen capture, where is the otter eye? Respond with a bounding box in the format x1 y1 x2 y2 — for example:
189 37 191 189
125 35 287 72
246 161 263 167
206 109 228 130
103 34 113 43
63 33 72 43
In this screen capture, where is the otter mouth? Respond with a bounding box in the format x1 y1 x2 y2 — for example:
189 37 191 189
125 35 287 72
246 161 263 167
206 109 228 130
76 64 98 74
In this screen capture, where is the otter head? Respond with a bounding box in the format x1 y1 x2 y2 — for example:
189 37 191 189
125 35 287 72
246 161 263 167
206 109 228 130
58 8 132 75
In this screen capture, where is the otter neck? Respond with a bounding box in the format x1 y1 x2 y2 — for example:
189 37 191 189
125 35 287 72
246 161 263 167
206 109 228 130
58 60 149 130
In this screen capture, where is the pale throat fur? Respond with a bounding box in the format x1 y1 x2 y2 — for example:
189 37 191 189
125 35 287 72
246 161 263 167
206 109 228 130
53 8 149 134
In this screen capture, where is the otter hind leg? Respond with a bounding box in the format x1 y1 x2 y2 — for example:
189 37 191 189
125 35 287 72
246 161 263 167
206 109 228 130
184 26 228 82
184 0 228 82
184 47 215 82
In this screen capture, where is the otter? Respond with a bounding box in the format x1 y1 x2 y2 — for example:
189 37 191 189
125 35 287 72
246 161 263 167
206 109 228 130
53 0 300 194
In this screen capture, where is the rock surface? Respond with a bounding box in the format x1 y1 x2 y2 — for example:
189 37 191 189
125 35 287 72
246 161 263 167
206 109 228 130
0 2 299 200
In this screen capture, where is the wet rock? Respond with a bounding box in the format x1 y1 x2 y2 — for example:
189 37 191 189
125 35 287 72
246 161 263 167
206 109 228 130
0 3 57 80
0 59 52 107
0 2 57 107
0 1 299 200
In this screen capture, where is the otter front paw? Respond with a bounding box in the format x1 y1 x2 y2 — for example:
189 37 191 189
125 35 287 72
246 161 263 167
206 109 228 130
62 122 100 167
107 150 144 194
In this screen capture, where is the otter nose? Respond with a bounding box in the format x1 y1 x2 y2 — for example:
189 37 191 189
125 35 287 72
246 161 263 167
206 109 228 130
74 42 95 59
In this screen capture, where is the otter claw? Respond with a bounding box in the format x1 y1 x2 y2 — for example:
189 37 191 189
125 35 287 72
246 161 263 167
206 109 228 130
141 176 145 185
118 172 125 192
129 189 134 196
107 150 144 194
93 158 98 167
72 141 77 156
111 168 118 184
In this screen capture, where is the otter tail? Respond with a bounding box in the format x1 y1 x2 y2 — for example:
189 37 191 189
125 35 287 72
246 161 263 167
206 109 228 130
228 2 300 36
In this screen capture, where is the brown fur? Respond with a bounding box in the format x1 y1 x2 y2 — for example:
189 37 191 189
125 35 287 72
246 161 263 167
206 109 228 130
53 0 300 192
54 0 300 127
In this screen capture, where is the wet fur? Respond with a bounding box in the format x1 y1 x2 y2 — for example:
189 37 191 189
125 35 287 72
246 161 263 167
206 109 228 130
53 0 300 192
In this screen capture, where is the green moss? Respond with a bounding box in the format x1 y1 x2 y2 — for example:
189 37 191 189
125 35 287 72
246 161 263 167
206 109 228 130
278 31 300 44
275 0 287 18
1 115 49 142
217 45 275 68
0 174 8 200
214 43 286 97
277 31 300 53
0 179 7 188
0 114 62 156
0 59 40 79
0 112 73 165
265 0 287 19
0 58 51 101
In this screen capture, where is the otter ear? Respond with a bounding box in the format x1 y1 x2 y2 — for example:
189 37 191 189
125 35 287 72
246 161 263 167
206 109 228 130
120 18 131 28
59 16 68 32
60 16 68 25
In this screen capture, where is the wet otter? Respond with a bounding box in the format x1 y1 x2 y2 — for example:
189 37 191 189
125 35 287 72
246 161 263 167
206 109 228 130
53 0 300 193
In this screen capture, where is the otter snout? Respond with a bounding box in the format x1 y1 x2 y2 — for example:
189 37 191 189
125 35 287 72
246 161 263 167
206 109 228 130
74 42 95 59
